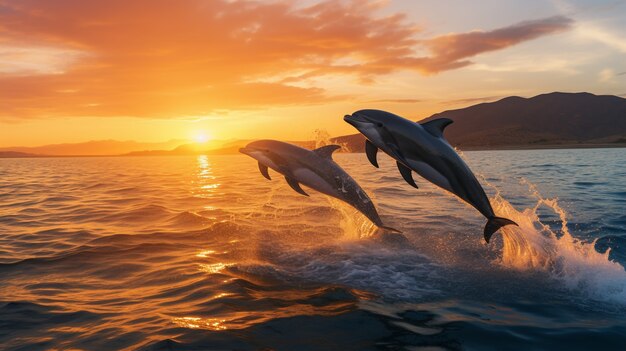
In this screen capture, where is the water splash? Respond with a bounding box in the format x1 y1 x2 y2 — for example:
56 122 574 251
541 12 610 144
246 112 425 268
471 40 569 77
313 129 350 151
491 181 626 303
326 197 378 240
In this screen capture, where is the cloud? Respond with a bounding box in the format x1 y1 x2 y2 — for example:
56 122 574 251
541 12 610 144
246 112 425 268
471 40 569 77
440 96 504 105
598 68 626 83
367 98 421 104
405 16 574 74
599 68 614 82
0 45 87 75
470 55 586 74
575 23 626 53
0 0 574 120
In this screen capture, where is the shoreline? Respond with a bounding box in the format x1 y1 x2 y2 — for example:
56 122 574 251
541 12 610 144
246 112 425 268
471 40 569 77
449 143 626 151
1 143 625 158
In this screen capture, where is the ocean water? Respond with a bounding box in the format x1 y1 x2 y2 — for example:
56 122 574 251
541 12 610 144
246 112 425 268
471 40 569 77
1 148 625 351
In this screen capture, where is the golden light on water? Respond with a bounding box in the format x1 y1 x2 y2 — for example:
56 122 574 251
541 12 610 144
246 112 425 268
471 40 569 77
196 250 216 258
196 249 229 258
171 302 360 332
212 292 232 300
196 155 211 175
193 155 221 199
172 317 227 331
198 262 233 274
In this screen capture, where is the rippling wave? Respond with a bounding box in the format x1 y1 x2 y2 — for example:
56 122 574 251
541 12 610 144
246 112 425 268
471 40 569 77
1 149 625 350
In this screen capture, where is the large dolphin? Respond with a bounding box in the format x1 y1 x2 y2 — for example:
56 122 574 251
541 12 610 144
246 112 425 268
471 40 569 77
239 140 399 232
344 109 517 242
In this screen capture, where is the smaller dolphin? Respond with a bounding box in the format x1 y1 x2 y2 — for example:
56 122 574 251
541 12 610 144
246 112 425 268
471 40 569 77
344 110 517 242
239 140 399 232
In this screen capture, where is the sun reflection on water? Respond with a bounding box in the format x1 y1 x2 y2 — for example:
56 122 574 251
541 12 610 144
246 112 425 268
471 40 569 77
196 249 216 258
212 292 232 299
198 262 233 274
193 155 220 198
172 317 227 330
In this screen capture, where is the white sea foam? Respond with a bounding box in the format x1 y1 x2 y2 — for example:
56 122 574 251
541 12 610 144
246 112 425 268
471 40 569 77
493 181 626 303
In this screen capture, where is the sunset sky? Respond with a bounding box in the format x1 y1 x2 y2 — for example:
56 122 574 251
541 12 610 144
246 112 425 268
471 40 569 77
1 0 625 147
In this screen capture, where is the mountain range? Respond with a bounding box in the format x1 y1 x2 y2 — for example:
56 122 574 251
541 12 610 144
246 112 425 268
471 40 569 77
332 92 626 152
0 139 185 157
1 92 625 158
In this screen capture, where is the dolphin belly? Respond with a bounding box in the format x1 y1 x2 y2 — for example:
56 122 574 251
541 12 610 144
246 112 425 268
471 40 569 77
406 159 453 193
293 168 336 196
252 154 281 174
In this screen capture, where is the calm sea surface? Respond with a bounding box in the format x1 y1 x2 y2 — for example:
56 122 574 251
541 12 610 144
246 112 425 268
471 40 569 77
1 149 625 350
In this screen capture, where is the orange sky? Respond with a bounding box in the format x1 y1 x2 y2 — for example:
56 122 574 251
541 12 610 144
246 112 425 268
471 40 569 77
1 0 625 147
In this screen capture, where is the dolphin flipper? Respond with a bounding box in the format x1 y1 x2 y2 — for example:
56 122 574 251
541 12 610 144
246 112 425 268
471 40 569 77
396 161 418 188
285 176 309 196
258 162 271 180
365 140 379 168
484 217 518 243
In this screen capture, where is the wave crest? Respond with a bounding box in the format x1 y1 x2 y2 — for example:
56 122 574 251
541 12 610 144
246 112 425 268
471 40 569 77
493 181 626 303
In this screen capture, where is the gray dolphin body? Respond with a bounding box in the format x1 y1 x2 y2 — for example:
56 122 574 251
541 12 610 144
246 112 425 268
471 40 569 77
239 140 399 232
344 109 517 242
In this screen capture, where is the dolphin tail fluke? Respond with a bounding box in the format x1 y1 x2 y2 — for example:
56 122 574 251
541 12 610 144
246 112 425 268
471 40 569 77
484 217 518 243
379 225 402 233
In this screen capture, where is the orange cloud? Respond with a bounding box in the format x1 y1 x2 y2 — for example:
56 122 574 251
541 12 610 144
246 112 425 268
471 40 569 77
0 0 573 121
416 16 574 74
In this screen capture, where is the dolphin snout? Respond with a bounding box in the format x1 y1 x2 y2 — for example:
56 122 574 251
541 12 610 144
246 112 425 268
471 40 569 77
343 114 359 128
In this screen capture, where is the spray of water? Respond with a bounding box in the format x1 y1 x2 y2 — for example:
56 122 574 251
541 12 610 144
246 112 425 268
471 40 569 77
313 129 350 151
326 197 378 241
492 181 626 302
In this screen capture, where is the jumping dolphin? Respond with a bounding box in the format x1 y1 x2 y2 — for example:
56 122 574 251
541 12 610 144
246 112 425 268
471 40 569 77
344 110 517 242
239 140 399 232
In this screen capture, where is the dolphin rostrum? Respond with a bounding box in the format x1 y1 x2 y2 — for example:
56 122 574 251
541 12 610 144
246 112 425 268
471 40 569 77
239 139 399 232
344 109 517 242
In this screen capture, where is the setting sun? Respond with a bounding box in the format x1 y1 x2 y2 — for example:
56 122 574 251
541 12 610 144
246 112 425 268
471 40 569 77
193 131 211 144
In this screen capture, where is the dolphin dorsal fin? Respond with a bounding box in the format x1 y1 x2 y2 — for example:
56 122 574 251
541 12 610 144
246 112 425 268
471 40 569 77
421 118 453 138
313 144 341 159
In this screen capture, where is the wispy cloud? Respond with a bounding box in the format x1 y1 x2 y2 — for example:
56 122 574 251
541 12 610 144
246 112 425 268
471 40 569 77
0 0 574 121
0 45 87 75
410 16 574 74
440 96 505 105
598 68 626 83
575 23 626 53
366 98 421 104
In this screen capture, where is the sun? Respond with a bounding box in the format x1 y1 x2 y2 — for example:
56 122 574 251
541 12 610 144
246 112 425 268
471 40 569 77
193 131 210 143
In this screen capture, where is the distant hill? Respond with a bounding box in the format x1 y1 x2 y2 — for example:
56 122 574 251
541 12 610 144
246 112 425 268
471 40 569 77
339 92 626 151
0 139 185 156
423 92 626 147
0 151 41 158
124 139 317 156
